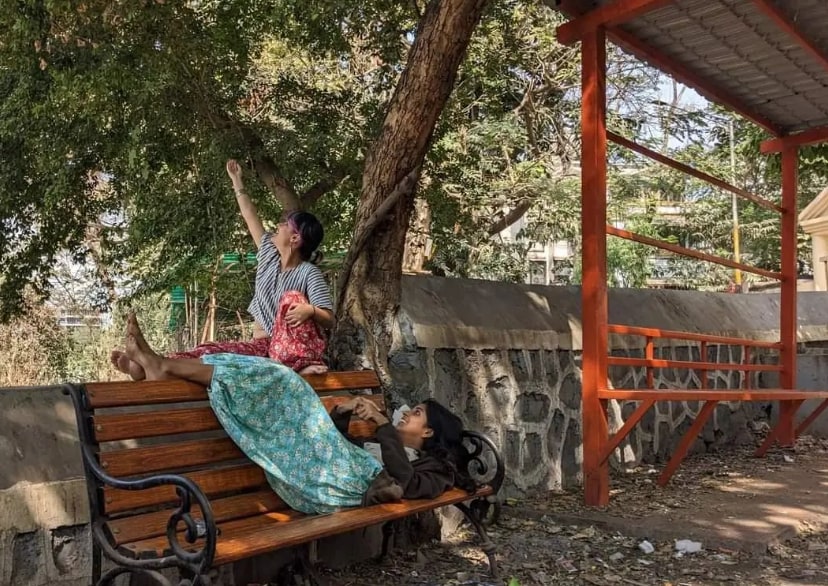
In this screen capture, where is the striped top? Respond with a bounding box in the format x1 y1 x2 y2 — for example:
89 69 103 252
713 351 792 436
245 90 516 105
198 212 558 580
247 232 333 334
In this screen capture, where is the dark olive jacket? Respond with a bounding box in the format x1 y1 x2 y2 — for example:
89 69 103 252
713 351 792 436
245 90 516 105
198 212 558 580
329 406 456 504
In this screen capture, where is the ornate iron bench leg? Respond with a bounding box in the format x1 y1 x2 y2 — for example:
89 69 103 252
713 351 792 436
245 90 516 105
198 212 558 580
178 567 213 586
297 545 330 586
92 541 102 586
378 521 395 561
97 566 174 586
454 502 498 578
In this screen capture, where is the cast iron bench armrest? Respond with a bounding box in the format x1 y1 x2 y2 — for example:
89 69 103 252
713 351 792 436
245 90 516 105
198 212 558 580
461 431 505 525
63 383 217 575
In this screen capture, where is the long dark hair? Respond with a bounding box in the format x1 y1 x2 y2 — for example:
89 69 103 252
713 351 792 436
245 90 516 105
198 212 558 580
287 211 324 264
421 399 477 492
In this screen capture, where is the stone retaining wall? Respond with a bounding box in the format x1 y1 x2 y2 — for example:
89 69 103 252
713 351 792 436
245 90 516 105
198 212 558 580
4 276 828 584
387 276 828 496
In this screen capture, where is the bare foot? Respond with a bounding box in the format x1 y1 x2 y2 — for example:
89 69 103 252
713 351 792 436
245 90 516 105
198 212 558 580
126 312 153 354
124 315 168 380
110 349 125 372
110 349 147 381
299 364 329 375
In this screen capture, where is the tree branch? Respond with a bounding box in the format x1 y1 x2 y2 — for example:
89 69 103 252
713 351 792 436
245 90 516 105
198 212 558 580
487 199 533 236
336 168 420 307
410 0 423 18
300 169 349 208
205 109 301 211
237 126 302 211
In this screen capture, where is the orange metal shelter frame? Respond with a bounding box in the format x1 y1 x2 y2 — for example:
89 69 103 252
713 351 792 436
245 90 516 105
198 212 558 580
558 0 828 507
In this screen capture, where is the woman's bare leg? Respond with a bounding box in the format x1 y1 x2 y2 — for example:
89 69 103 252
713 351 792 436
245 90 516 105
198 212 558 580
125 313 215 385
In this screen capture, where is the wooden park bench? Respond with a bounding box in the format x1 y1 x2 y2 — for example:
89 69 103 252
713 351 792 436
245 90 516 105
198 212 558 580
64 371 504 586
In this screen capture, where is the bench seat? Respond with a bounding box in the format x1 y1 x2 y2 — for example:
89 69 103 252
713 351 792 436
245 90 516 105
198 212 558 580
64 371 504 586
116 486 493 565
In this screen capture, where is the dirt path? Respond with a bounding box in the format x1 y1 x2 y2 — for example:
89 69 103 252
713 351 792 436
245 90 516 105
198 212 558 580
322 436 828 585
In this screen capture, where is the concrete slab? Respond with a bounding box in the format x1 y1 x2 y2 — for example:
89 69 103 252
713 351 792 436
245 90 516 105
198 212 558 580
514 454 828 554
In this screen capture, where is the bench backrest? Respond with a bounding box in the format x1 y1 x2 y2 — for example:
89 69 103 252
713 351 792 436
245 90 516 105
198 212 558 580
66 371 384 547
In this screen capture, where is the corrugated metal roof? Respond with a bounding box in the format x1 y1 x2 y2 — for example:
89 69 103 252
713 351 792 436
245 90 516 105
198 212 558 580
557 0 828 135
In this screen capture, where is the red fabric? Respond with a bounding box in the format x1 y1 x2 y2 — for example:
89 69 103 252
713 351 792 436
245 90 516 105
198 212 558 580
268 290 327 371
168 290 326 371
168 337 270 360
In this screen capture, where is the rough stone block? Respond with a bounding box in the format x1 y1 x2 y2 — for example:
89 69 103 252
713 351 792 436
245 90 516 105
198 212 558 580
509 350 530 382
11 531 45 586
561 418 582 489
0 531 13 586
505 429 521 472
523 433 542 472
432 349 461 402
546 409 567 459
542 350 560 389
388 349 429 399
484 374 512 411
558 371 581 411
48 525 90 581
516 393 550 424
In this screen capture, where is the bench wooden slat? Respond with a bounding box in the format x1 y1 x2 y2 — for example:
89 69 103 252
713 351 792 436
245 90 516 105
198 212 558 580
86 380 208 408
93 395 386 442
86 371 381 408
120 486 494 564
101 438 245 477
103 464 267 514
303 371 382 392
108 489 289 545
94 407 223 442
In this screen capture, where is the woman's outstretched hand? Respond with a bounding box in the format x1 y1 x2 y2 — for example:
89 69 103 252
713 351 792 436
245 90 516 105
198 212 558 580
353 397 389 426
336 397 389 425
226 159 244 190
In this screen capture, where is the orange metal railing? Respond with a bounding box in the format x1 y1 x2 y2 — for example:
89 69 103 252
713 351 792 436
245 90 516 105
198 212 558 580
607 324 781 392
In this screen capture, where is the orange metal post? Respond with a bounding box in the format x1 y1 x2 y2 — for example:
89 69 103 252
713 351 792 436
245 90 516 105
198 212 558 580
700 341 708 389
607 324 782 349
607 225 783 280
645 336 654 387
778 146 799 446
557 0 672 45
796 399 828 437
762 126 828 153
755 399 804 457
743 346 752 390
600 399 656 465
580 26 610 507
658 401 718 486
608 131 782 213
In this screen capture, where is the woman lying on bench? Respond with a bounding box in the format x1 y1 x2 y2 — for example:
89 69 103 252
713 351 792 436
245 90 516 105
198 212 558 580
118 313 477 514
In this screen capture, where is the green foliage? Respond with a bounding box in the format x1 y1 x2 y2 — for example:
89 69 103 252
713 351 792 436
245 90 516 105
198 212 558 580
4 0 828 330
63 295 176 382
0 0 401 319
421 3 666 283
0 295 72 385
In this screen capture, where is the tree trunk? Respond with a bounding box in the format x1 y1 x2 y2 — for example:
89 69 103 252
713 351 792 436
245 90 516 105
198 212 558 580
403 197 432 273
332 0 488 373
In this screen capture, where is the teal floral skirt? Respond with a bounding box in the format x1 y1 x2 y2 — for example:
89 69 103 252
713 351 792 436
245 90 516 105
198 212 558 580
202 353 383 514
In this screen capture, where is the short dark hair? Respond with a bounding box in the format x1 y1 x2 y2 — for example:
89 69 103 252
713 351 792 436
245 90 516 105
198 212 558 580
422 399 477 492
288 211 324 264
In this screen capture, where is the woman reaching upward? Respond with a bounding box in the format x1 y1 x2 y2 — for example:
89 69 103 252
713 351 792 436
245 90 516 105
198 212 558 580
112 159 333 377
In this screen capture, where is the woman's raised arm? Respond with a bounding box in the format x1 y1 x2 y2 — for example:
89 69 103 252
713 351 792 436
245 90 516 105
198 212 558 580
227 159 265 248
